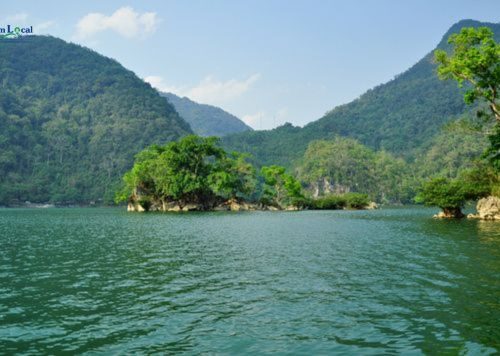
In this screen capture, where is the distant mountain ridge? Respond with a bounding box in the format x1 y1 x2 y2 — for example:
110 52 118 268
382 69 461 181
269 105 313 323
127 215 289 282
223 19 500 167
162 92 252 137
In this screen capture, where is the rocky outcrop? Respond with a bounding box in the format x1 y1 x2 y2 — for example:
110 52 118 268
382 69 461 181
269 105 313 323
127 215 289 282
127 196 265 212
366 202 379 210
311 178 351 198
434 208 465 219
467 196 500 220
216 199 260 211
128 201 206 212
127 202 145 212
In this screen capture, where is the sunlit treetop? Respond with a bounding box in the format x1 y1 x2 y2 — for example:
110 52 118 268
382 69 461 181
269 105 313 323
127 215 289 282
435 26 500 121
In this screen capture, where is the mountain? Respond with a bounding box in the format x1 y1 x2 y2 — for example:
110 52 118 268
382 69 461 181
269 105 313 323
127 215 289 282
223 20 500 167
0 36 192 205
162 92 252 136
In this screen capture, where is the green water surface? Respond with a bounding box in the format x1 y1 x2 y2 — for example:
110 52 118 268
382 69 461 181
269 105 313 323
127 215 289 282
0 207 499 354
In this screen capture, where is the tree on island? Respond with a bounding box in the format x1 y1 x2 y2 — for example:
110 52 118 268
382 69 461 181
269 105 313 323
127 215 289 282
115 135 257 210
116 135 312 211
260 165 305 209
416 167 492 218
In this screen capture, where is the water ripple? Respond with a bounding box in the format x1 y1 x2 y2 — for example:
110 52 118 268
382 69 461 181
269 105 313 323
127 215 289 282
0 208 498 354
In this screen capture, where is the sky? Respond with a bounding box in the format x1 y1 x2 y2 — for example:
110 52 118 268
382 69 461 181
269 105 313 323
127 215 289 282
1 0 499 129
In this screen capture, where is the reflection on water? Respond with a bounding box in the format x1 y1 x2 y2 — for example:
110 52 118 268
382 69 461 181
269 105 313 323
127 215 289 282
0 208 498 354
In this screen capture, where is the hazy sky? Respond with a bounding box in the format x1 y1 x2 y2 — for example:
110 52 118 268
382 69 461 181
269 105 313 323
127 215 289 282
2 0 499 129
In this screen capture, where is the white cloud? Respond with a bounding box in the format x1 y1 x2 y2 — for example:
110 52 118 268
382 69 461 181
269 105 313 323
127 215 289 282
37 21 55 32
3 13 29 24
145 74 260 106
242 111 265 128
187 74 260 104
74 6 159 40
242 107 289 129
144 75 184 94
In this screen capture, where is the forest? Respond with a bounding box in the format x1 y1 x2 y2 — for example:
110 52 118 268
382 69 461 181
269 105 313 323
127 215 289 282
0 36 191 205
0 20 498 210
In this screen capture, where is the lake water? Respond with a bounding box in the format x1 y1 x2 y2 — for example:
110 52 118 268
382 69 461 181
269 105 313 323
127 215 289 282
0 207 499 354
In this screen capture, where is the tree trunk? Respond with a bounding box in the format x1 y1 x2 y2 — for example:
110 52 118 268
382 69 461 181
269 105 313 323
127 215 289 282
491 103 500 122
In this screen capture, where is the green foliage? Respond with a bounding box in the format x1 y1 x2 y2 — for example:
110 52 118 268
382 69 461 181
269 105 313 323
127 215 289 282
260 165 304 208
0 36 192 205
162 93 252 137
435 26 500 120
116 135 256 208
415 177 468 215
296 137 413 203
435 25 500 175
209 152 256 200
311 195 347 210
223 21 497 165
483 123 500 172
413 123 487 179
307 192 369 210
344 193 370 209
416 168 491 210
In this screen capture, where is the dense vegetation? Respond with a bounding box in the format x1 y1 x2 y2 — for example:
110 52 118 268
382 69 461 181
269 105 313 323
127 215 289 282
117 135 311 210
260 165 305 208
162 92 252 137
435 26 500 123
415 168 493 217
311 193 370 210
223 20 500 167
1 21 498 208
0 36 192 205
296 137 412 203
417 26 500 216
222 20 500 204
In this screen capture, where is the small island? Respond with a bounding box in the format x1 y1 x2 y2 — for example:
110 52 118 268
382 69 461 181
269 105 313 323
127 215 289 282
115 135 375 212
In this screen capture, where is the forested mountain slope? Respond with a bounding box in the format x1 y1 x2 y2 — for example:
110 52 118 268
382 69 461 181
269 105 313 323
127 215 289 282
0 36 192 205
223 20 500 167
162 92 252 136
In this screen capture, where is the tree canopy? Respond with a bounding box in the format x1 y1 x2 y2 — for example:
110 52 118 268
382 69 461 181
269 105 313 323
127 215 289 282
435 26 500 121
0 36 192 205
116 135 257 209
415 169 491 218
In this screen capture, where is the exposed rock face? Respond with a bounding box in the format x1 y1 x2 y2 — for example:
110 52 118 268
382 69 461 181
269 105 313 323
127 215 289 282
311 178 351 198
128 202 145 212
127 196 263 212
217 199 259 211
366 202 379 210
468 196 500 220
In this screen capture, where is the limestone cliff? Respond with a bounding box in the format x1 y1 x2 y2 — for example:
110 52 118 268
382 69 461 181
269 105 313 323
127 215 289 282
468 196 500 220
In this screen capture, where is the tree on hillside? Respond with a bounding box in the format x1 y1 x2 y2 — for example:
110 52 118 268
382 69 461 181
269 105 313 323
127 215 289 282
435 26 500 169
435 26 499 122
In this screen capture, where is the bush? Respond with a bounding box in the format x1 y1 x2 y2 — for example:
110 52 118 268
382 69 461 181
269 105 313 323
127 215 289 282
415 178 467 209
312 195 347 209
309 193 370 210
344 193 370 209
415 173 491 217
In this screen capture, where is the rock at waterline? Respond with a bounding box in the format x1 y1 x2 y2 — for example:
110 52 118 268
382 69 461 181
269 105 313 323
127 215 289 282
467 196 500 220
